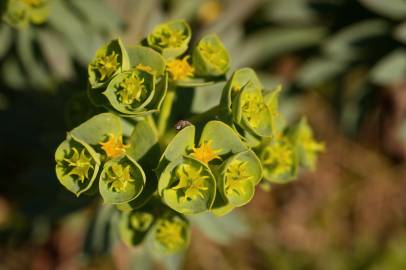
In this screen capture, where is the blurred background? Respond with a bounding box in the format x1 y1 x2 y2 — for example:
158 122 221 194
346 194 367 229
1 0 406 269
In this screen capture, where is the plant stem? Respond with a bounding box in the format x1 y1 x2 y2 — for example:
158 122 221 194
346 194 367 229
188 105 221 125
158 88 176 136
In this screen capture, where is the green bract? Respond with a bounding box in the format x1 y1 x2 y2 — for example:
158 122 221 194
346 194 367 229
55 134 100 197
259 135 298 184
88 38 130 89
147 19 191 59
289 117 325 170
99 155 145 204
221 68 273 138
3 0 50 28
146 214 190 254
193 34 230 77
119 211 154 246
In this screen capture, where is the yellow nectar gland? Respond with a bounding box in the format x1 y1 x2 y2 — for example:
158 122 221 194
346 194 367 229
99 133 129 158
152 25 186 48
262 137 294 177
172 164 209 202
166 56 194 81
136 63 154 74
118 71 146 105
191 140 221 164
155 219 186 251
242 93 266 128
224 160 252 196
93 51 119 81
63 147 94 182
105 163 134 192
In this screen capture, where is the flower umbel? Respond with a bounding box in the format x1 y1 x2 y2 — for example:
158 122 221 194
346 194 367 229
105 163 134 192
224 160 252 196
92 51 120 81
166 56 194 81
117 71 146 105
63 148 94 182
172 164 209 202
99 133 129 158
191 140 221 164
155 218 187 251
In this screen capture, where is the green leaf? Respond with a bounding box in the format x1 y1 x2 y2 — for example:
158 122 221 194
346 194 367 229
323 19 390 61
297 57 347 87
99 155 146 204
360 0 406 20
370 49 406 85
127 119 158 161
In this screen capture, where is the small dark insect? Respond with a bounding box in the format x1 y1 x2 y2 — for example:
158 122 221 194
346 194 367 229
174 120 192 131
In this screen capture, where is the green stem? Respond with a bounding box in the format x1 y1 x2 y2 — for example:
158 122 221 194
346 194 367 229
188 105 221 125
158 89 176 136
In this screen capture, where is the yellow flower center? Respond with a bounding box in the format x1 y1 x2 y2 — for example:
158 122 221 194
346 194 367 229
93 51 120 81
224 160 252 196
191 140 221 164
166 56 194 81
63 147 94 182
104 163 135 192
262 137 294 177
155 219 186 251
118 71 146 105
172 164 209 202
99 133 129 158
136 63 155 74
150 25 187 48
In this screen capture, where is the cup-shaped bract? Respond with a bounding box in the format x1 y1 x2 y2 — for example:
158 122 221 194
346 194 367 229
99 155 146 204
221 68 273 138
119 210 154 246
147 19 191 59
158 156 216 215
4 0 50 28
193 34 230 77
289 117 325 170
217 150 262 207
88 38 130 89
146 214 190 254
103 69 155 115
259 135 298 184
55 135 100 197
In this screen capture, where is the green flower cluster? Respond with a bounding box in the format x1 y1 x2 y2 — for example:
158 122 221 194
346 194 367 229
2 0 50 28
55 19 323 255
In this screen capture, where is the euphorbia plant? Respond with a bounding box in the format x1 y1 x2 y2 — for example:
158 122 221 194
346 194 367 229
55 19 324 256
